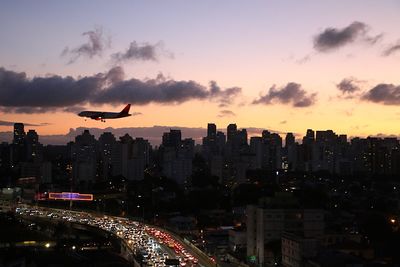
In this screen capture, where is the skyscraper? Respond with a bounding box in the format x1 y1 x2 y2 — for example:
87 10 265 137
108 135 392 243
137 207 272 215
26 130 38 144
26 130 41 162
13 123 25 145
227 124 237 142
161 129 192 185
303 129 315 144
72 130 97 186
285 133 295 148
162 129 182 147
11 123 26 165
207 123 217 142
285 133 297 172
216 131 226 150
238 129 248 145
99 132 116 180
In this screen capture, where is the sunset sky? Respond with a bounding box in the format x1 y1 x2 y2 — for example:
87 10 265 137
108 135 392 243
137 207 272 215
1 0 400 141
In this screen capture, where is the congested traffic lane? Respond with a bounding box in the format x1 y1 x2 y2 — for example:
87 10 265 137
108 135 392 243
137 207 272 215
15 206 206 267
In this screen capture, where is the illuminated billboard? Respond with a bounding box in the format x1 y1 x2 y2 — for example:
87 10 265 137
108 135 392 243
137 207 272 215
48 192 93 201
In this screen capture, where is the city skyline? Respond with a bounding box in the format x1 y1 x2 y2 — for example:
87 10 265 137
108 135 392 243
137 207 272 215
2 2 400 266
1 123 399 146
4 121 399 186
1 1 400 140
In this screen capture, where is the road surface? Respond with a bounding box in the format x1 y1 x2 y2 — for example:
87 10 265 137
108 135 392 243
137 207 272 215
15 206 214 267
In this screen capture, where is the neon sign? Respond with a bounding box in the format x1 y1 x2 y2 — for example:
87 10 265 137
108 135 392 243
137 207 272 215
48 192 93 201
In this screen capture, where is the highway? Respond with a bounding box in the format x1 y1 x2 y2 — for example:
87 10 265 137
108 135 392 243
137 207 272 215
15 206 215 267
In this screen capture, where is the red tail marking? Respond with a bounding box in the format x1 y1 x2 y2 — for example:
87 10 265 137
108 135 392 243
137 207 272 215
120 104 131 114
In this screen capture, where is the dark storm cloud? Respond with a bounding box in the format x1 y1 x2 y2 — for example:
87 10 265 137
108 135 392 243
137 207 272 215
0 67 103 112
362 84 400 105
337 78 361 94
62 27 110 63
209 81 242 107
314 21 382 52
0 107 53 113
92 70 241 106
382 41 400 56
104 66 125 84
217 110 236 117
93 73 207 105
0 120 50 126
0 67 241 113
111 41 173 63
252 82 316 107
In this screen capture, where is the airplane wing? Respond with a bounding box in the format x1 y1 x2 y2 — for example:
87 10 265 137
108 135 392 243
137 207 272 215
90 112 105 120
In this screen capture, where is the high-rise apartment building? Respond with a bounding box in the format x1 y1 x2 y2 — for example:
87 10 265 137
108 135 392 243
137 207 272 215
13 123 25 145
247 193 324 266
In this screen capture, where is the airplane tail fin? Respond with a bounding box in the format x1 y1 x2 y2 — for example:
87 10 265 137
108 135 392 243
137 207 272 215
120 104 131 115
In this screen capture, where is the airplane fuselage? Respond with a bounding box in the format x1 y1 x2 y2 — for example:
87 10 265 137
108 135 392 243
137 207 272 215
78 111 131 119
78 104 132 122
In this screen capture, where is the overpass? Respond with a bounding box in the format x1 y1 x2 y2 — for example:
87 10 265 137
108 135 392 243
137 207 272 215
17 213 138 265
13 204 217 267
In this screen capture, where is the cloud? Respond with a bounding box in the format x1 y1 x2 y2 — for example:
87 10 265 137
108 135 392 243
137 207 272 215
0 66 241 113
111 41 173 63
382 41 400 56
62 27 110 63
245 127 301 138
341 109 354 117
370 133 400 139
252 82 316 107
313 21 382 52
61 106 88 114
217 110 236 117
279 120 287 124
362 83 400 105
0 67 103 112
0 120 50 127
350 124 369 130
93 72 241 106
209 81 242 107
296 54 313 64
337 77 362 94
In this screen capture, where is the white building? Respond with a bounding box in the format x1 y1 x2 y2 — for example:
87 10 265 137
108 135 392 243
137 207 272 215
281 233 318 267
246 194 324 266
72 130 97 184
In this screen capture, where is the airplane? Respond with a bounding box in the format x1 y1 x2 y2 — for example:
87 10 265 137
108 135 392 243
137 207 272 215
78 104 132 122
